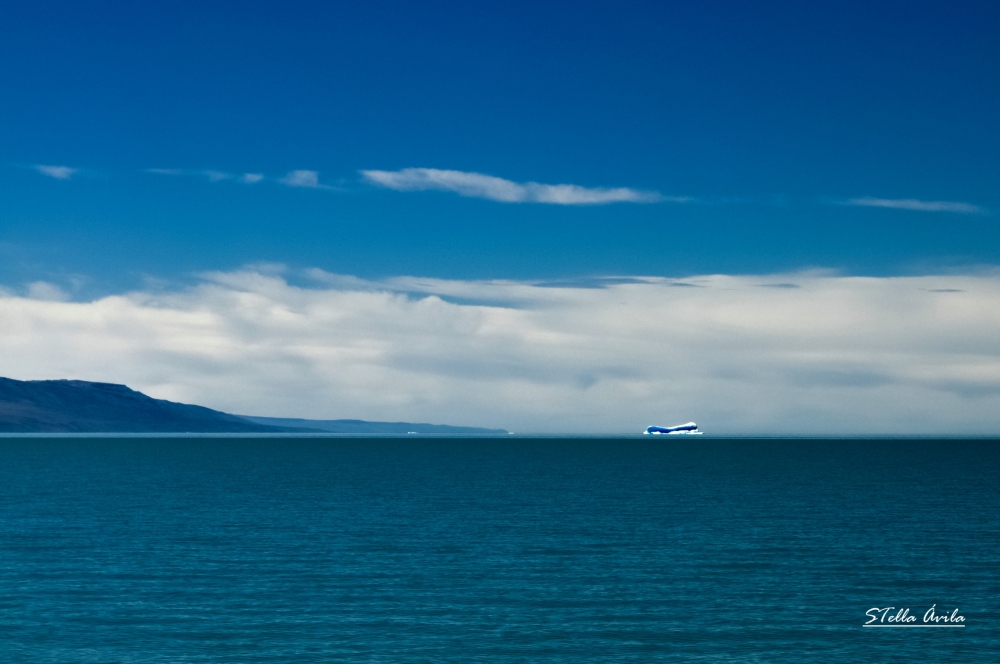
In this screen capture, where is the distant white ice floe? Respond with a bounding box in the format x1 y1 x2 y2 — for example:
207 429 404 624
361 167 671 205
645 422 702 435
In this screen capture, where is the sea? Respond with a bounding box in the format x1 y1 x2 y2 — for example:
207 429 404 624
0 436 997 662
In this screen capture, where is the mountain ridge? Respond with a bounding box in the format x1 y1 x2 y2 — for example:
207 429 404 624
0 377 506 434
0 378 304 433
239 416 508 435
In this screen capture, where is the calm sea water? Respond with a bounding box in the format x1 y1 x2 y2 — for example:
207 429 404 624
0 436 997 662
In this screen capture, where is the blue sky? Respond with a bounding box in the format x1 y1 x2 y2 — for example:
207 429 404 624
3 0 998 293
2 2 1000 432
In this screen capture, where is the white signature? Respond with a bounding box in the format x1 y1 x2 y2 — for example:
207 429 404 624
864 604 966 627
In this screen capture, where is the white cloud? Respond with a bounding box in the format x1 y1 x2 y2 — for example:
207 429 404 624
846 197 985 214
145 168 230 182
35 165 77 180
361 168 670 205
25 281 70 302
145 169 263 185
203 170 231 182
2 268 1000 434
280 170 327 188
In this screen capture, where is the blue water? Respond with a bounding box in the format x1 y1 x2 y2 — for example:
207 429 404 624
0 437 997 661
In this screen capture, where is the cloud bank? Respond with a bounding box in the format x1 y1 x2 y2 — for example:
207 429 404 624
2 268 999 434
846 197 985 214
361 168 670 204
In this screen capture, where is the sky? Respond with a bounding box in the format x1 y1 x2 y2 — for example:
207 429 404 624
2 1 999 432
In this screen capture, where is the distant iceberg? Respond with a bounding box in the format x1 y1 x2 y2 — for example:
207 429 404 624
644 422 703 435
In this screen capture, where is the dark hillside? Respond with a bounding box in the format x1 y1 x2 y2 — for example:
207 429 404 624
240 416 508 435
0 378 302 433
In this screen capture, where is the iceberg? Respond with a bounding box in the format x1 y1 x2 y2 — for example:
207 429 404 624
644 422 703 435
